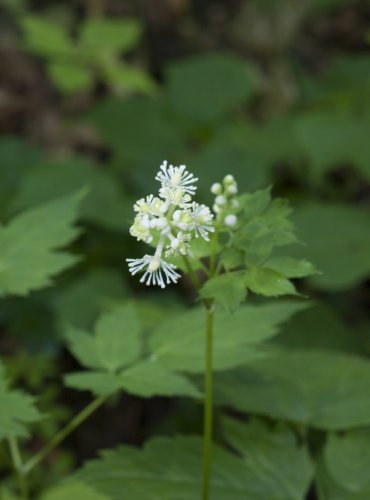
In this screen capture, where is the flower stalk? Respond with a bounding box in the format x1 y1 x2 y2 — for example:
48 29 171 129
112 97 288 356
127 165 239 500
202 303 214 500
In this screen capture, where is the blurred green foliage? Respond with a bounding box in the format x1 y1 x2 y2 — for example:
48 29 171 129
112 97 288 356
0 0 369 498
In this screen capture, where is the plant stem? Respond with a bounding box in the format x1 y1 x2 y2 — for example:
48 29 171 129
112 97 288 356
8 436 29 500
209 229 219 278
182 255 202 291
202 304 214 500
314 475 326 500
22 394 107 475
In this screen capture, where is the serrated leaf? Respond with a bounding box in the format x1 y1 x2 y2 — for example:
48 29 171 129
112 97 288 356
240 186 272 218
80 18 142 55
64 372 122 396
76 420 312 499
64 327 102 371
48 62 92 94
264 257 318 278
20 15 74 58
244 267 298 297
12 157 130 231
233 189 297 266
149 301 309 373
222 417 313 499
214 349 370 430
95 304 141 372
167 54 257 122
0 191 83 296
119 361 200 398
200 273 246 312
0 361 42 440
65 304 200 399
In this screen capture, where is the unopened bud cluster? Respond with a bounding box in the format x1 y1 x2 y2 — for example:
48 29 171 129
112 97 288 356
211 175 239 227
127 161 214 288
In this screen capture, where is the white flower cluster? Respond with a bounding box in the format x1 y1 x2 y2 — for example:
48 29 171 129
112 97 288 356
127 161 214 288
211 175 239 227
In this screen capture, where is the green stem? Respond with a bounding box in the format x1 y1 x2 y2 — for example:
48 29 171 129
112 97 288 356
8 437 29 500
22 395 107 475
209 229 219 278
182 255 203 291
314 475 326 500
202 305 214 500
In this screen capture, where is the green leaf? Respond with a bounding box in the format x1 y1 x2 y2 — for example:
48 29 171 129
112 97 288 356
80 18 142 55
65 304 199 399
191 136 269 194
104 63 156 95
119 361 200 398
0 191 83 296
0 361 42 440
0 137 43 216
233 188 297 266
167 53 257 122
41 480 108 500
244 267 298 297
296 111 370 181
287 203 370 290
53 267 128 333
95 304 141 372
76 420 312 499
64 372 122 396
48 62 92 94
55 269 128 332
222 418 313 499
274 302 361 354
20 15 74 58
324 429 370 495
200 273 246 312
149 301 309 373
214 350 370 430
12 156 130 231
264 257 318 278
64 327 102 371
90 97 186 169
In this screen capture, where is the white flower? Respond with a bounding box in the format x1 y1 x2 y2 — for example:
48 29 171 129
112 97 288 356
127 161 214 288
190 203 214 240
155 161 198 196
129 214 153 243
165 231 191 256
172 209 192 231
126 255 180 288
224 214 237 226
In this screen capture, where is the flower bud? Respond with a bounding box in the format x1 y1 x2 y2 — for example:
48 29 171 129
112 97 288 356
224 214 237 226
211 182 222 195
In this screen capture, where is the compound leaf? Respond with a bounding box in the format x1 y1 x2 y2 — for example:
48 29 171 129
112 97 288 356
0 191 83 296
0 361 42 440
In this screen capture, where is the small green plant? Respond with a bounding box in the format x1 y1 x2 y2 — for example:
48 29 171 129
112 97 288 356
0 165 319 499
18 14 155 95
